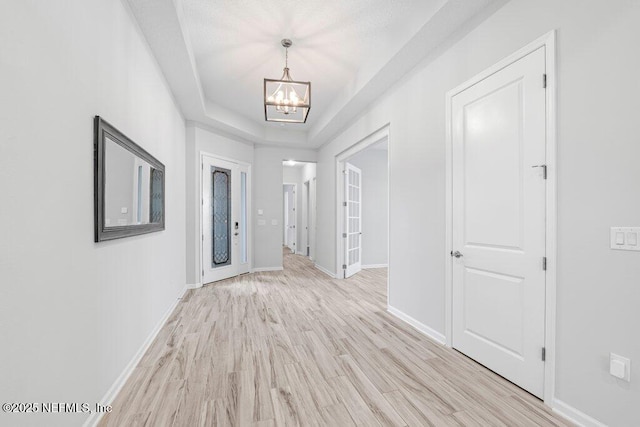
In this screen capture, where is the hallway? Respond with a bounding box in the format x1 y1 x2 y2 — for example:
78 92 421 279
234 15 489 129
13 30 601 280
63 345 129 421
100 250 570 426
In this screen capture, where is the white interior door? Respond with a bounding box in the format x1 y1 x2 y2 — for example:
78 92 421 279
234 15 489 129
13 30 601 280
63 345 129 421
283 188 289 244
344 163 362 278
284 184 296 252
451 47 546 397
304 180 310 256
202 156 250 283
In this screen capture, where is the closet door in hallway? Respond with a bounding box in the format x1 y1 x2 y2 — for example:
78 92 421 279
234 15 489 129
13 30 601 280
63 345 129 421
202 155 250 283
450 47 547 397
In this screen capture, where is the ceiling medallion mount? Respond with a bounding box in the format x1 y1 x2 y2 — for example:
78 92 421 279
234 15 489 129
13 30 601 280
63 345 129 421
264 38 311 123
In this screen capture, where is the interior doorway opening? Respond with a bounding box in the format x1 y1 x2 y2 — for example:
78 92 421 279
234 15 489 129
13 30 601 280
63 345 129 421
336 128 389 281
283 183 296 252
283 160 317 262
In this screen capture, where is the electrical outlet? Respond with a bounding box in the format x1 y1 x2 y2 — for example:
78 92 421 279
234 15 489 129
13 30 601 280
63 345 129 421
610 353 631 382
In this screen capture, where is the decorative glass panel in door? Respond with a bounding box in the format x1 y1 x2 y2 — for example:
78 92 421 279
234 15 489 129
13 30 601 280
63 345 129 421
212 168 231 267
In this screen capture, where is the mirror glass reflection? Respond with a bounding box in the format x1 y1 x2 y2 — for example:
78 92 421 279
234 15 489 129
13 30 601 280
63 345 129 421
104 137 164 228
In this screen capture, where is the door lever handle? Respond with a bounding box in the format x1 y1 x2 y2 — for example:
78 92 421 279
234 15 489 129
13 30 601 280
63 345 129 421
451 251 463 258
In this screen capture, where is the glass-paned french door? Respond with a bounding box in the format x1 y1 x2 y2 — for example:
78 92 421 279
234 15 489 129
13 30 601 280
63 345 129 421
344 162 362 278
202 155 250 284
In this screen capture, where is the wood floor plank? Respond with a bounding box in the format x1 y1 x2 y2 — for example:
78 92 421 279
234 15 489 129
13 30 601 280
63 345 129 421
320 403 356 426
99 248 573 427
270 386 301 427
328 375 381 426
336 354 406 426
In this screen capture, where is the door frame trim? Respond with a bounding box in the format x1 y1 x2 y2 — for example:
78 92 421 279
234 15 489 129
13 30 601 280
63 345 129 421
335 124 390 281
444 30 557 404
199 152 252 286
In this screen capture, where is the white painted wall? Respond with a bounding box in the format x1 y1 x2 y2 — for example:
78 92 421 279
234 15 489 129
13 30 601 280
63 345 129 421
315 1 640 424
0 1 186 426
185 123 254 286
348 148 388 267
185 126 316 274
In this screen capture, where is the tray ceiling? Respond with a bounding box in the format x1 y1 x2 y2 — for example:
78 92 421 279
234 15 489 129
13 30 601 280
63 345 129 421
127 0 504 147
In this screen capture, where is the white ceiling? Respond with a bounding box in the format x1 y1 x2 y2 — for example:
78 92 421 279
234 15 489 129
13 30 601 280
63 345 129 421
127 0 504 147
282 161 312 169
180 0 441 129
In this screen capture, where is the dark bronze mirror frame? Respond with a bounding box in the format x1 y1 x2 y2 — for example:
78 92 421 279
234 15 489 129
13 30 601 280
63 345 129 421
94 116 165 242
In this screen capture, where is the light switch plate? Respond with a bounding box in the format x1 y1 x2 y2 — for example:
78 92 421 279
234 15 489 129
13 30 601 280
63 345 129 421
610 353 631 382
258 209 264 215
610 227 640 251
271 219 278 226
257 219 266 226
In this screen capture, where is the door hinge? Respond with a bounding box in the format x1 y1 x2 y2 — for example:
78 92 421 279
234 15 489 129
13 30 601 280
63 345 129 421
542 257 547 271
202 269 204 276
342 233 347 238
542 347 546 361
342 264 347 269
532 164 547 179
543 74 547 88
202 235 204 241
343 201 347 207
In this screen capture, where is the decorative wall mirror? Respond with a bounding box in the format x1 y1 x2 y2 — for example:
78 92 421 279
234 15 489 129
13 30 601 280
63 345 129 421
94 116 165 242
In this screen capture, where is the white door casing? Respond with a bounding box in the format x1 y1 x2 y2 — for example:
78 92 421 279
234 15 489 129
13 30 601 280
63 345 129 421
238 163 250 275
344 162 362 278
304 180 310 256
310 177 317 261
284 184 296 252
451 47 547 397
202 155 250 284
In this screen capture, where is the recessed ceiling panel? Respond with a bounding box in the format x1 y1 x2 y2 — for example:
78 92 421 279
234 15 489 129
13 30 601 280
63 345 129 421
180 0 439 127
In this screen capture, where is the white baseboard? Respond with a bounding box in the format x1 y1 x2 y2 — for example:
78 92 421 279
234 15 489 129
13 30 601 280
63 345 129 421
362 264 388 269
551 398 606 427
387 305 446 345
84 286 186 427
186 282 202 289
295 250 306 255
252 266 284 272
315 263 337 278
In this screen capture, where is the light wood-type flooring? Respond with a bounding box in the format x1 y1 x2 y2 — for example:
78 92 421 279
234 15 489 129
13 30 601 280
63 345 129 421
99 249 572 426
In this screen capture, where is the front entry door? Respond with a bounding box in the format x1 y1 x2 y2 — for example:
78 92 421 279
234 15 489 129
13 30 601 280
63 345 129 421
202 156 250 284
451 47 546 397
344 162 362 278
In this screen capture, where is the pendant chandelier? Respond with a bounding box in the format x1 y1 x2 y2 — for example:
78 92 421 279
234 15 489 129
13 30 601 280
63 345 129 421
264 39 311 123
